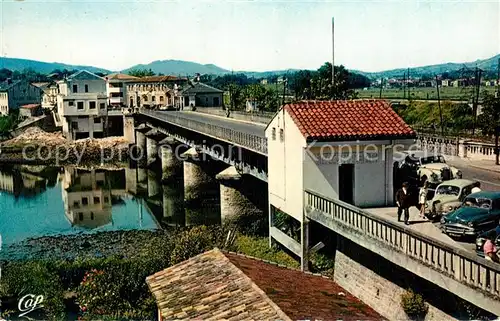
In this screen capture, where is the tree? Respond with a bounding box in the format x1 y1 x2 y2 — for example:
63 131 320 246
0 68 13 81
127 68 155 78
477 92 500 136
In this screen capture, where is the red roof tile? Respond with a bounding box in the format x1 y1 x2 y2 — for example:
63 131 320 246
146 249 383 321
226 252 383 321
20 104 41 109
284 100 415 141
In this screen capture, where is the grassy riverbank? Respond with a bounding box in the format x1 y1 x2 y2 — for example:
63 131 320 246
0 227 301 320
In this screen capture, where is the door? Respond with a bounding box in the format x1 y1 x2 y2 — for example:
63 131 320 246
339 164 354 204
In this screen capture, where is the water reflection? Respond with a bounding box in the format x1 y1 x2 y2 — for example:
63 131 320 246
0 163 222 245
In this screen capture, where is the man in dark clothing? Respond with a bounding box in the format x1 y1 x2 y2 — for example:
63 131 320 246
396 182 411 225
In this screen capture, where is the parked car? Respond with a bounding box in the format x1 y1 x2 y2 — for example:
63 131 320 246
475 225 500 258
394 151 462 188
426 179 476 220
440 191 500 238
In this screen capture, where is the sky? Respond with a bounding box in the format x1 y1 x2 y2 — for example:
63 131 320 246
0 0 499 72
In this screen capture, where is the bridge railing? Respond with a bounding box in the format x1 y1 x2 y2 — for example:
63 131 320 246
305 189 500 301
140 109 268 155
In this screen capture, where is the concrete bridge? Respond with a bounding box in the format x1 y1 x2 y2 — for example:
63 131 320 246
130 108 500 319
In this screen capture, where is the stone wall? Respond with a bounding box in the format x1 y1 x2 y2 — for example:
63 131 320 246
330 234 489 321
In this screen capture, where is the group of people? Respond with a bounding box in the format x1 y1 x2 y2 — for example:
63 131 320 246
395 180 482 225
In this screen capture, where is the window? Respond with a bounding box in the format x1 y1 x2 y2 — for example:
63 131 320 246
94 117 101 124
272 127 276 140
85 84 89 93
73 85 78 93
94 196 100 204
160 96 164 102
68 101 74 106
73 201 80 208
280 128 284 142
77 101 84 110
89 101 96 109
91 213 94 220
100 103 105 109
144 96 148 102
111 92 123 97
72 122 78 130
152 96 156 102
82 197 89 206
79 213 83 221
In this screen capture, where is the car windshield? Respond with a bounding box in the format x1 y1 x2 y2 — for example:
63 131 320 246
436 185 460 196
421 155 446 165
463 197 492 209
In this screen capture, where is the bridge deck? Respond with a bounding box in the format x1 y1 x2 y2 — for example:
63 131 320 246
365 207 468 250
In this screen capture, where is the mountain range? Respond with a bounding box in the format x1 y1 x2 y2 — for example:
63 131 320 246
0 54 498 79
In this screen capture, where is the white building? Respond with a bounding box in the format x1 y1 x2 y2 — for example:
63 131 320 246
56 70 110 140
0 80 43 116
33 82 59 110
105 73 138 108
265 100 415 265
127 76 187 110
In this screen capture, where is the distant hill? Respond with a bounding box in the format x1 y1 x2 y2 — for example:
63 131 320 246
353 54 500 80
0 57 110 74
122 60 230 76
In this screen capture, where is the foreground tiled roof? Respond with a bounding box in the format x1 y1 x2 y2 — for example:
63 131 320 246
284 100 415 142
105 73 138 81
146 249 289 320
146 249 382 321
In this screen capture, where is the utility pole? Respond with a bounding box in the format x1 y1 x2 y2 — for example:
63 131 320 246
435 75 444 135
407 68 410 99
403 71 406 99
472 67 482 135
331 17 335 90
496 58 500 165
282 76 287 106
379 78 383 99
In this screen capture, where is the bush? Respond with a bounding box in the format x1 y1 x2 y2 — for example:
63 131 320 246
0 261 65 319
230 235 299 268
309 252 335 273
401 289 429 320
170 225 227 264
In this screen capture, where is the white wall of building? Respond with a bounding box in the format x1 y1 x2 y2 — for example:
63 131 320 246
266 109 307 222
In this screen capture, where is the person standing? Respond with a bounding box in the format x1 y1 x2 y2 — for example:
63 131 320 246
396 182 411 225
484 237 499 262
419 181 429 219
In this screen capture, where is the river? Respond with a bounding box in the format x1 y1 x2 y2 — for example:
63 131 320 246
0 163 221 248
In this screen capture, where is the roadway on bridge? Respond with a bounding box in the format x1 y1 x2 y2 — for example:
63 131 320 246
166 111 266 137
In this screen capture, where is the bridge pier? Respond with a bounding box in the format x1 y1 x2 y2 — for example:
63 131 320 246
147 169 161 198
137 167 148 194
145 129 164 167
182 147 213 202
162 184 185 226
216 166 261 225
135 124 150 167
159 136 183 182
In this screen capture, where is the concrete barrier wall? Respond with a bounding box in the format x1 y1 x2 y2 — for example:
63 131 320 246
417 134 498 161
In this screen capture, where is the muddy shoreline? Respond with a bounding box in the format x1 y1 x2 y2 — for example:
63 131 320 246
0 230 171 262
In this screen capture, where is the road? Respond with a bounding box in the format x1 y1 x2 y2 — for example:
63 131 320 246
447 160 500 192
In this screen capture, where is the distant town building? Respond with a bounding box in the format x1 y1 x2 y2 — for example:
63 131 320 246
441 79 450 87
260 79 268 85
56 70 118 140
105 73 138 108
126 76 187 110
0 79 43 116
183 82 224 108
33 81 59 110
19 103 42 120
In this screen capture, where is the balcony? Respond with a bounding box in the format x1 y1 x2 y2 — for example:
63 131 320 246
64 92 108 100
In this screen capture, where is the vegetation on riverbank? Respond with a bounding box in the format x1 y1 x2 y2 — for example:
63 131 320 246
0 227 304 320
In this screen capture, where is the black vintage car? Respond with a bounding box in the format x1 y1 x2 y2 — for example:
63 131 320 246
440 191 500 238
475 225 500 257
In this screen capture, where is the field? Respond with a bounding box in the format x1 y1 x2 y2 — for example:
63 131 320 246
356 86 498 101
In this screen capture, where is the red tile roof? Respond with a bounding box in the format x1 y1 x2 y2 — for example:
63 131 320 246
226 252 382 321
146 249 383 321
20 104 41 109
284 100 415 141
129 75 186 83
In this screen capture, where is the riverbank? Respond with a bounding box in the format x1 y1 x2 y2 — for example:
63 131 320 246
0 127 130 165
0 227 300 320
